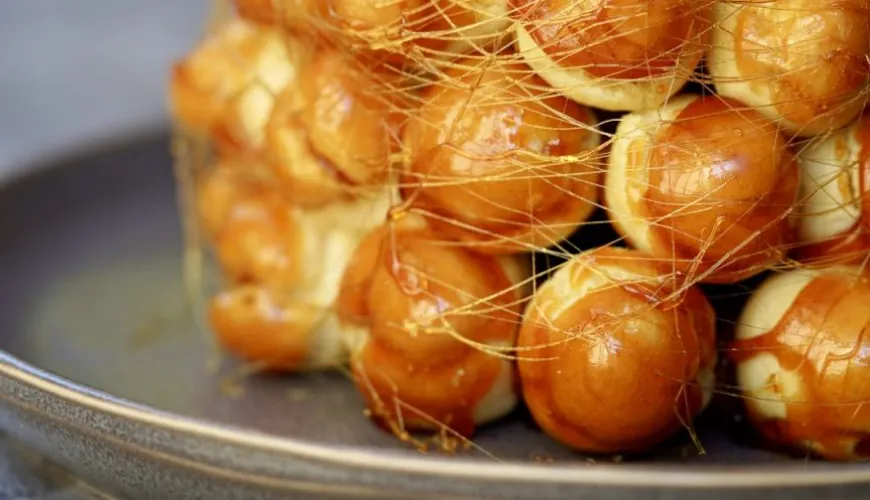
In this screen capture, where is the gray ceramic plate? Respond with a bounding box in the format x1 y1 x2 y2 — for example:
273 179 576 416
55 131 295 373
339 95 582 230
0 131 869 499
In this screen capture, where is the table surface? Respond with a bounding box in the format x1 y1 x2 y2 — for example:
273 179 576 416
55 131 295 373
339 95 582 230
0 1 208 497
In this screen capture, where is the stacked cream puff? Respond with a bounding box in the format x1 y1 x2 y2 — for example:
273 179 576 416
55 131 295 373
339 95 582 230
171 1 540 438
172 18 400 371
168 0 870 459
708 0 869 137
518 247 717 453
604 94 800 284
336 214 530 435
232 0 514 64
732 266 870 460
511 0 712 111
793 114 870 266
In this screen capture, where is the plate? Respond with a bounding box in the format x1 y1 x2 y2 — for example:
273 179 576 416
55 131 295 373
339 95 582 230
0 131 867 499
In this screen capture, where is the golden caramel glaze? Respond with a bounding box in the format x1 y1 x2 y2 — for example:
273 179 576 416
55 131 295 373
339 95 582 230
511 0 710 111
195 158 271 238
265 48 408 208
326 0 512 62
212 177 305 289
517 246 717 454
512 0 709 79
209 285 331 371
794 113 870 266
863 118 870 233
605 94 799 285
234 0 512 63
733 266 870 460
709 0 870 137
169 19 311 154
198 158 393 371
336 215 528 436
403 58 601 255
233 0 324 27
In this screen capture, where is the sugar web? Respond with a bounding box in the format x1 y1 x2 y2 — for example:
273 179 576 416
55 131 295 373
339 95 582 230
168 0 870 462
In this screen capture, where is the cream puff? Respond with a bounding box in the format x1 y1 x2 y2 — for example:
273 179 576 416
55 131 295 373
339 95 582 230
511 0 711 111
708 0 870 137
336 214 530 436
794 113 870 266
265 48 409 208
732 265 870 460
234 0 512 64
232 0 322 28
197 160 393 371
605 94 799 284
403 57 602 255
170 19 311 155
517 246 717 454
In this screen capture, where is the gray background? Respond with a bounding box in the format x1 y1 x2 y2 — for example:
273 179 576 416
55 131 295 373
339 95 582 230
0 0 209 172
0 1 208 497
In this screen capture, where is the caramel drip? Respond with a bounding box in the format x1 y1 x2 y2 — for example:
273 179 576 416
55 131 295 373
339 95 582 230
642 96 798 283
518 248 716 453
730 273 870 460
513 0 708 79
337 224 521 435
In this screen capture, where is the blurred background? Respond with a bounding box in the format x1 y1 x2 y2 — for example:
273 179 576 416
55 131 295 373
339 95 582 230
0 2 208 497
0 0 209 172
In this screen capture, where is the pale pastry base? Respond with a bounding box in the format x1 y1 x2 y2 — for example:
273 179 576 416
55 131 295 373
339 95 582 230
293 187 395 369
795 121 863 243
707 1 865 137
340 237 527 427
604 94 698 252
515 24 696 112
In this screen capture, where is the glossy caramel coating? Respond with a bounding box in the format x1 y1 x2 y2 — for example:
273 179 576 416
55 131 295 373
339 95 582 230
213 186 304 289
265 49 407 207
794 113 870 266
234 0 511 63
233 0 323 27
512 0 711 111
197 161 393 371
336 216 528 436
517 246 717 454
170 19 311 154
195 158 270 238
733 266 870 460
209 285 334 371
403 58 602 254
196 158 305 288
708 0 870 136
605 95 799 284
